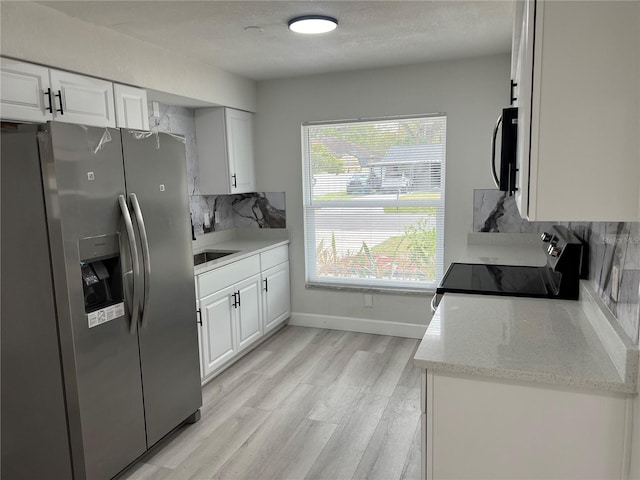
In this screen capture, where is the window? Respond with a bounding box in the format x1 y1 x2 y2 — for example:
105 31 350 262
302 114 446 291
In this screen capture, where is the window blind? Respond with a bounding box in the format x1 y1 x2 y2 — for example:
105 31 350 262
302 114 447 291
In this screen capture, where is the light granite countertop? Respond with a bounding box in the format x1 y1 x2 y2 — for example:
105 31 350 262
192 229 289 275
415 281 638 394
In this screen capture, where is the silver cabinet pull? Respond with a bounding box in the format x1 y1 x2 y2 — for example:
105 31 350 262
130 193 151 329
119 195 140 334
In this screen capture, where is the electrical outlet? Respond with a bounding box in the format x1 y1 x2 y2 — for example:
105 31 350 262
611 266 620 301
214 210 220 223
364 294 373 308
152 101 160 118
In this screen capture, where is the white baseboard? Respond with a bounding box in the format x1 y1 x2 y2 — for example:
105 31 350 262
289 312 426 339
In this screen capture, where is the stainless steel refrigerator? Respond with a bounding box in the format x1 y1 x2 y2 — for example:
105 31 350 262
1 122 202 480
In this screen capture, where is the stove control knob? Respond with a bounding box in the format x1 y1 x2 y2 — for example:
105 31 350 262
541 232 553 242
547 245 561 257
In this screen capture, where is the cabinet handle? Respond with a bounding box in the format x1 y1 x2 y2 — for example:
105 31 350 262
44 88 53 113
231 174 237 188
510 79 518 105
263 278 268 292
236 290 241 307
54 90 64 115
232 292 238 309
196 308 202 326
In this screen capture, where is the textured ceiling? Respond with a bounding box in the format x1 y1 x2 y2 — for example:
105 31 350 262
39 1 513 81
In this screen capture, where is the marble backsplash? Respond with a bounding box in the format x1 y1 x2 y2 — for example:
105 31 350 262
190 192 285 236
473 189 640 344
148 102 286 236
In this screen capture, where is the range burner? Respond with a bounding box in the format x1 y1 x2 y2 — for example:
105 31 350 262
437 226 586 300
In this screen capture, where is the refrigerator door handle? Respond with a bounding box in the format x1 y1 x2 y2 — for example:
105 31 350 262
130 193 151 329
119 195 141 334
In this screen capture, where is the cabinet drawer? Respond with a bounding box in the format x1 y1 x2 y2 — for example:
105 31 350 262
260 245 289 271
197 255 260 299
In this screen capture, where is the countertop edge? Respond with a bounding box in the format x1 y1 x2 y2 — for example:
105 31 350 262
193 239 290 275
413 359 636 395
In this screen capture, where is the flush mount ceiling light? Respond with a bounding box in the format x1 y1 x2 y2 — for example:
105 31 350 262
288 15 338 34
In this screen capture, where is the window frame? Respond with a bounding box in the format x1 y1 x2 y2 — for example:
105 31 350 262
301 113 447 293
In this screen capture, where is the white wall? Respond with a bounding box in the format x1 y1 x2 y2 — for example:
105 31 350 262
255 54 510 329
631 368 640 479
0 1 256 111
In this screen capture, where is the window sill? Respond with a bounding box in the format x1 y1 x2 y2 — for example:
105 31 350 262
305 282 435 296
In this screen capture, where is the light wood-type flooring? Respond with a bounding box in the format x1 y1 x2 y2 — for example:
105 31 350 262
120 325 422 480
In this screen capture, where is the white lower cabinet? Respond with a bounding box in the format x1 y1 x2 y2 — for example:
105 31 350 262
198 275 263 379
422 371 631 480
195 244 290 383
236 274 263 352
262 261 291 334
199 285 237 377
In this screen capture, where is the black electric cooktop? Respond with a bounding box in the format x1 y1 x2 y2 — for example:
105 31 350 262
436 263 556 298
436 227 585 300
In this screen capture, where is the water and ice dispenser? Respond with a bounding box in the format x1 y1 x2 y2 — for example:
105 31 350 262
79 234 125 327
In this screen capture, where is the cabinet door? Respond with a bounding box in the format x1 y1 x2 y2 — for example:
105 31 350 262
199 286 237 378
236 274 262 352
194 107 231 194
114 84 149 130
49 69 115 128
515 1 640 221
262 262 290 334
509 1 526 100
196 302 204 379
0 58 53 123
225 108 256 193
513 0 535 219
429 372 628 479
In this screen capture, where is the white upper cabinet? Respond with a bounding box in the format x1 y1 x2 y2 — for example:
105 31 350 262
1 58 149 130
49 69 115 128
513 0 640 221
195 107 256 195
225 108 256 193
1 58 52 123
114 84 149 131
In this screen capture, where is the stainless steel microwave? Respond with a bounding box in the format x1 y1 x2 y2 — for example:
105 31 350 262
491 106 518 195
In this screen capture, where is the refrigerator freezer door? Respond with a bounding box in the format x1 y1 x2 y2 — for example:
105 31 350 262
121 130 202 447
39 123 147 480
1 129 73 480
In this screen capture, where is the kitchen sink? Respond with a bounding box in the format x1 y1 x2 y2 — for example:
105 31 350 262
193 250 238 266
